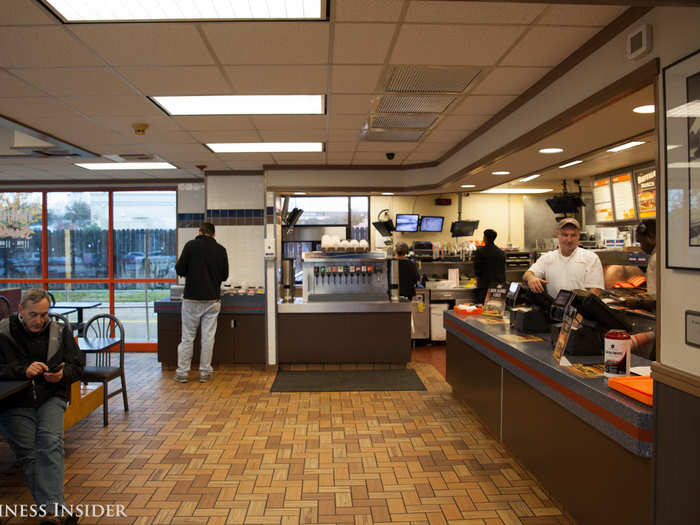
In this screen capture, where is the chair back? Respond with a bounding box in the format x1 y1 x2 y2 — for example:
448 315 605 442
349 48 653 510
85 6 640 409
0 295 11 320
84 314 125 368
48 312 72 331
47 291 56 306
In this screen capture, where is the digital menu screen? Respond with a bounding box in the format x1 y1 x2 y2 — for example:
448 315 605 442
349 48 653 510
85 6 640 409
635 168 656 218
593 177 613 222
612 172 637 221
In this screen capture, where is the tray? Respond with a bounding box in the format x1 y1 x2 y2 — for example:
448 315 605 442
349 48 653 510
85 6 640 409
607 376 653 406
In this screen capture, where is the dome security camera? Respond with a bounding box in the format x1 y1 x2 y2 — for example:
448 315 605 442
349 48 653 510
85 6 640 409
385 152 396 160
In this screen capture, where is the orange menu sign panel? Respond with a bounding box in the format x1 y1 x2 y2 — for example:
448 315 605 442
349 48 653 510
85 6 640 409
593 177 613 222
612 173 637 221
636 169 656 218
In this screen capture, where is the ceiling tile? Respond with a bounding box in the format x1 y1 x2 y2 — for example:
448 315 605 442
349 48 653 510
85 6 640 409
223 160 265 170
70 23 215 66
421 129 466 143
334 0 404 22
61 95 164 117
329 129 363 142
190 130 261 143
251 115 327 130
174 116 255 131
500 26 600 67
405 2 545 24
0 1 59 25
257 129 325 141
271 153 326 162
223 65 327 93
0 97 78 120
356 141 416 152
333 24 396 64
118 66 232 95
215 152 275 162
329 114 367 129
329 94 373 114
326 142 357 153
391 25 526 66
453 95 516 115
537 5 628 26
471 67 550 96
0 27 102 67
12 67 135 97
91 116 180 136
142 143 210 155
438 115 489 130
332 65 383 93
0 70 45 97
202 22 329 65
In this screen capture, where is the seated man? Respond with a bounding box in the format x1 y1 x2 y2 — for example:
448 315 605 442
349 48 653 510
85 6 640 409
0 288 83 525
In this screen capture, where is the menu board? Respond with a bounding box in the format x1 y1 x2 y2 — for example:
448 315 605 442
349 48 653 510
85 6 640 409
612 173 637 221
635 168 656 218
593 177 613 222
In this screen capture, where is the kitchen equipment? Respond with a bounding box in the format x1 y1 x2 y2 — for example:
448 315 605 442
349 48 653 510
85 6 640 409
389 258 399 302
281 258 294 303
411 289 429 339
302 251 388 302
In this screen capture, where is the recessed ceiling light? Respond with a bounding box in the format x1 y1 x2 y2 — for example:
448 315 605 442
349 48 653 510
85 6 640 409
293 192 306 195
633 105 655 114
45 0 323 22
481 188 552 194
519 174 540 182
75 162 176 170
381 192 394 196
559 160 583 168
538 148 563 154
491 171 511 175
207 142 323 153
607 141 645 153
152 95 324 115
460 184 476 188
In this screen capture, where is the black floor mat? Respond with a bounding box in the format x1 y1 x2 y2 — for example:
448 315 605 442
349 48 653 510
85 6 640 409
270 369 426 392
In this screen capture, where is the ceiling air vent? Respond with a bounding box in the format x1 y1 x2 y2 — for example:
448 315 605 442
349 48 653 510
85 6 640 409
376 95 455 114
118 153 154 161
362 128 425 142
386 66 481 94
370 114 438 129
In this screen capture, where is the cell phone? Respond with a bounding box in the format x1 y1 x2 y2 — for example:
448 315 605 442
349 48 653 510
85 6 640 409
47 363 64 373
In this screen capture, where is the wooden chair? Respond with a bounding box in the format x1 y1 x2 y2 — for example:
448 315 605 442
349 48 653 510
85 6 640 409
80 314 128 426
0 295 11 320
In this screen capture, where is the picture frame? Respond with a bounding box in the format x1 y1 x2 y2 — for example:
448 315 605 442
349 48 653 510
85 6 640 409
663 49 700 270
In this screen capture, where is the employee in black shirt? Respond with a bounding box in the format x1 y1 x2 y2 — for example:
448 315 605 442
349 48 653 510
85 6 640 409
395 242 420 299
473 229 506 303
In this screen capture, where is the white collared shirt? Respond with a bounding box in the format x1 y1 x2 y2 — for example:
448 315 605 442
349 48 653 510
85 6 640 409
528 247 604 298
646 249 657 298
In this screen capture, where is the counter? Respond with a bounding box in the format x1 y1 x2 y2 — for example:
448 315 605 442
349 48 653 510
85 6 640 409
277 299 411 364
444 311 651 525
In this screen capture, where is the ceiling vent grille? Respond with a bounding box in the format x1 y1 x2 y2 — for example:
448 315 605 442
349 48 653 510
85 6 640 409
370 114 438 129
376 95 455 114
386 66 481 94
118 153 155 161
362 128 425 142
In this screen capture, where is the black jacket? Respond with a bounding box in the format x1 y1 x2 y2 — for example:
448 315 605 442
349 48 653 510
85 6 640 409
0 315 83 410
398 258 420 299
474 242 506 291
176 234 229 300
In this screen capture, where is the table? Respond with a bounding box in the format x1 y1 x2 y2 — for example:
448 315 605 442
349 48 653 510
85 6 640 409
0 380 31 401
78 337 120 354
49 306 77 316
53 302 101 335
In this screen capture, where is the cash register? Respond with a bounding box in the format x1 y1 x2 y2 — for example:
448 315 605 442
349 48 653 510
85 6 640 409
507 282 554 333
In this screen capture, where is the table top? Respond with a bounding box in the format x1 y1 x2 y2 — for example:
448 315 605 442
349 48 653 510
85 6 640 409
77 337 120 352
0 380 31 401
50 306 78 316
54 301 101 309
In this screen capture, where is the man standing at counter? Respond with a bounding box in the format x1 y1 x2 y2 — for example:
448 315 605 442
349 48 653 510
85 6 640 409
473 228 506 303
174 222 228 383
523 218 604 298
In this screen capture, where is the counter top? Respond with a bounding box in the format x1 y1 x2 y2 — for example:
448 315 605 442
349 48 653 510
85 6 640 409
444 310 652 457
278 298 412 313
155 294 265 314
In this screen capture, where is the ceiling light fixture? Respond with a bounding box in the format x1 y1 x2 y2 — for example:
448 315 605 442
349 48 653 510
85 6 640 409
45 0 323 22
607 141 645 153
538 147 563 154
519 174 540 182
207 142 323 153
294 192 306 195
491 171 511 175
460 184 475 188
75 162 176 170
381 192 394 196
481 188 552 194
152 95 324 116
633 105 655 114
559 160 583 168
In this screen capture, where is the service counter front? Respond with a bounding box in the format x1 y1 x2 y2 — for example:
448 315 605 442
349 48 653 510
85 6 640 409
155 294 266 366
277 299 412 364
444 311 652 525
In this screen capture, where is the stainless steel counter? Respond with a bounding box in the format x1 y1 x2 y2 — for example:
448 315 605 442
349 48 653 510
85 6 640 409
278 298 412 313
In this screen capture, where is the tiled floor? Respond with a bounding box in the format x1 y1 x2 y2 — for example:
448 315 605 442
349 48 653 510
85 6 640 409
1 354 573 524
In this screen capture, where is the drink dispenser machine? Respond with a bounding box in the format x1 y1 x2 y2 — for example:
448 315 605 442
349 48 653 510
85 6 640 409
302 251 388 302
281 258 294 303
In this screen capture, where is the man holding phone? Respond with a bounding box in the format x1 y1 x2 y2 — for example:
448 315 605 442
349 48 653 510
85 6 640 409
0 288 83 525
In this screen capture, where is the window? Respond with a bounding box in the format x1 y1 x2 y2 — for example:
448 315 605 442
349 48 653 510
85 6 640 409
0 193 42 280
287 196 348 225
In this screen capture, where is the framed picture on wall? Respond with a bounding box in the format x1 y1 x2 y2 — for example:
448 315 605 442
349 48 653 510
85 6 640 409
663 49 700 270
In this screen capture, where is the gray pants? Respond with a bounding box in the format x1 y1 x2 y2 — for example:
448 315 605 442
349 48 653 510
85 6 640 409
176 300 221 375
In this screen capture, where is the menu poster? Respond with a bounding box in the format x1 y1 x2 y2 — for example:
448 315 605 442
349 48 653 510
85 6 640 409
635 168 657 218
553 305 582 364
612 173 637 221
593 177 613 222
483 286 506 318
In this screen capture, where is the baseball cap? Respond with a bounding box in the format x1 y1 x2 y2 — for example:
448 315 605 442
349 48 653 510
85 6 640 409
557 217 581 230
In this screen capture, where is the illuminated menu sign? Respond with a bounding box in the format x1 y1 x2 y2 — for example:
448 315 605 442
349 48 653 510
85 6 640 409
612 172 637 221
635 168 656 218
593 177 613 222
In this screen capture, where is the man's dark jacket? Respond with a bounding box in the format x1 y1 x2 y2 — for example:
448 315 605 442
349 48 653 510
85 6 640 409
398 258 420 299
176 234 229 300
474 242 506 293
0 316 83 410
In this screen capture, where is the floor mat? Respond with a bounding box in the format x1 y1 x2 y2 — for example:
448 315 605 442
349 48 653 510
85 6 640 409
270 369 426 392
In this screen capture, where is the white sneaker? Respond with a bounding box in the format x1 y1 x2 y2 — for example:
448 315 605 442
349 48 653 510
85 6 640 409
174 373 188 383
199 372 212 383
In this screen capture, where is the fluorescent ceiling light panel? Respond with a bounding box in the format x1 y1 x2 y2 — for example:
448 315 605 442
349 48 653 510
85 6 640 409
491 171 511 175
460 184 476 188
519 174 540 182
481 188 552 194
539 147 563 154
45 0 322 22
153 95 324 115
633 105 655 114
666 101 700 118
75 162 176 170
381 192 394 195
294 192 307 195
559 160 583 168
607 141 645 153
208 142 323 153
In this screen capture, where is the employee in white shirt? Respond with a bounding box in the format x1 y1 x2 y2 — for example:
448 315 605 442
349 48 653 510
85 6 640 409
523 218 604 298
